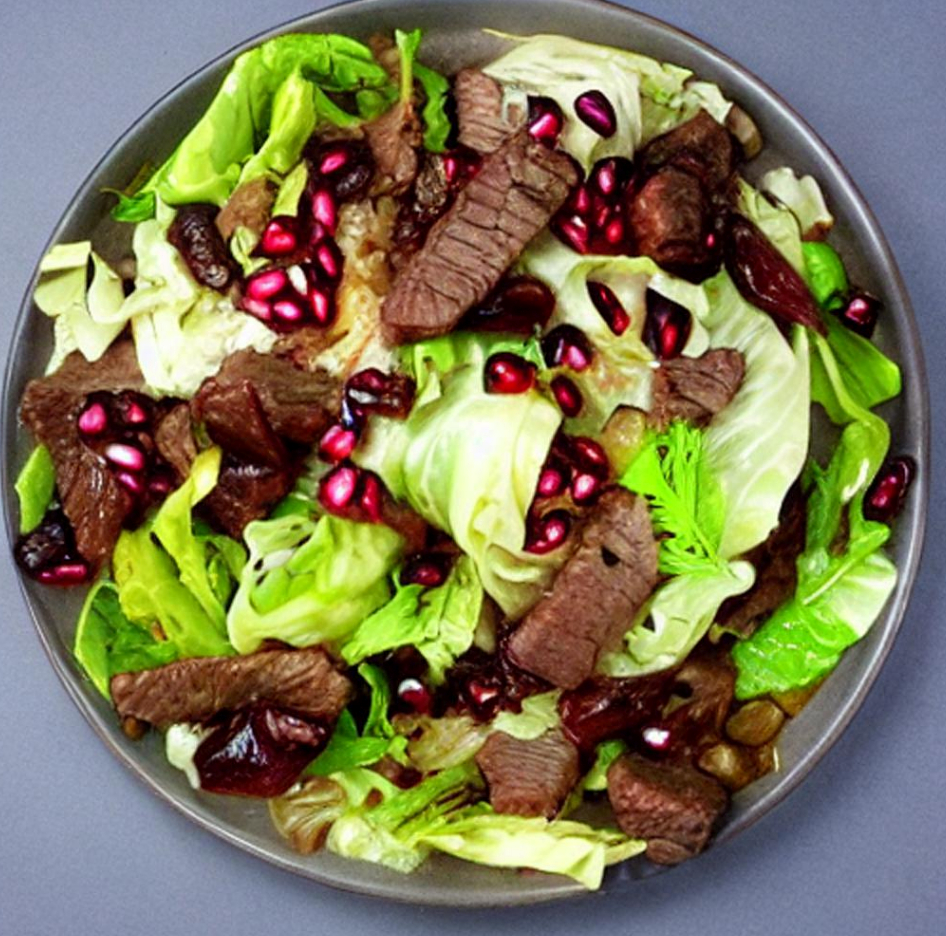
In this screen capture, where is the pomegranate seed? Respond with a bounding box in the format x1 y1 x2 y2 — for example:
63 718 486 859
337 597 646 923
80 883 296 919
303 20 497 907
241 296 272 321
542 325 594 372
359 474 383 523
260 217 299 256
246 268 288 301
37 562 91 586
77 402 108 436
574 184 591 215
594 201 611 229
400 554 449 588
551 375 583 417
398 678 432 714
706 232 717 249
318 147 349 175
484 353 537 395
574 90 617 138
863 456 915 524
643 290 692 359
553 215 590 254
122 400 148 425
104 443 145 472
838 291 881 339
527 97 564 144
443 155 459 183
318 424 357 462
641 725 672 752
319 465 358 511
344 369 415 420
273 299 305 324
571 471 601 504
468 680 501 708
525 510 571 554
592 159 618 196
604 218 625 245
308 220 329 247
571 437 610 478
315 240 343 281
536 462 569 498
115 470 145 495
286 264 309 296
148 475 173 497
309 287 333 325
311 188 337 234
587 280 630 335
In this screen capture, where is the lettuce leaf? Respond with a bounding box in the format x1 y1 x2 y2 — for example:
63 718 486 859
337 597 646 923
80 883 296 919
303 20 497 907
74 580 179 698
226 512 403 653
760 167 834 238
736 178 805 273
802 241 848 311
341 555 483 683
14 444 55 533
113 34 394 217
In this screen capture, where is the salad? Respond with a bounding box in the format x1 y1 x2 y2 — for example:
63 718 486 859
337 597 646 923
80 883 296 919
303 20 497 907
11 28 914 890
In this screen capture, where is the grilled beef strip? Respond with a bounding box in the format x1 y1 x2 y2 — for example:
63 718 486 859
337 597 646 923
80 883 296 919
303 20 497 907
648 348 745 429
454 68 525 154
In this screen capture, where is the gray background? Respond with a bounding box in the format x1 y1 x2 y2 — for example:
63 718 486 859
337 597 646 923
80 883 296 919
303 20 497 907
1 0 943 933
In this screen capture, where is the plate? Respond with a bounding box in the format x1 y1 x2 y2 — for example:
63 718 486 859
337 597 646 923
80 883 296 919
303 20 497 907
1 0 929 906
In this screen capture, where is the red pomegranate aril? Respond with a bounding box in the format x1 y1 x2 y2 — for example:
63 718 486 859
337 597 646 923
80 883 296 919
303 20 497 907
115 470 144 495
311 188 337 233
542 324 594 373
241 296 272 321
594 201 612 229
123 400 148 425
571 471 601 504
37 561 91 586
573 184 591 215
706 232 717 250
525 510 571 554
315 240 343 281
640 724 673 752
246 268 288 301
551 375 583 417
319 147 349 175
571 437 610 478
104 442 145 472
838 291 881 339
468 680 501 708
574 90 617 138
319 465 358 511
148 475 173 497
400 554 450 588
398 678 432 714
604 218 625 245
259 217 299 256
345 369 416 420
77 402 108 436
537 461 569 498
273 299 304 324
863 456 915 524
484 353 537 395
309 287 333 325
443 155 459 183
359 474 383 523
553 215 590 254
587 280 630 335
527 97 565 144
318 424 357 463
643 290 693 359
592 159 617 195
464 276 556 333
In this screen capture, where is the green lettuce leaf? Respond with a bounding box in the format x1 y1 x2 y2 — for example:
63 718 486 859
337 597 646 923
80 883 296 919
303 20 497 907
74 580 179 698
736 178 805 273
802 241 848 311
341 555 483 683
113 34 394 217
583 739 628 793
14 444 55 533
226 512 403 653
760 166 834 238
414 63 451 152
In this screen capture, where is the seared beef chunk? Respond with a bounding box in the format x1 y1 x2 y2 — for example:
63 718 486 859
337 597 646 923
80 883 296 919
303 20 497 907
508 488 659 689
167 204 235 291
649 348 745 429
110 647 352 729
365 101 421 195
20 342 145 568
716 488 807 637
194 350 341 446
382 131 578 343
198 380 287 469
215 178 276 242
630 167 712 274
201 454 293 539
607 753 728 864
153 403 198 483
454 68 525 153
475 728 580 818
638 110 736 192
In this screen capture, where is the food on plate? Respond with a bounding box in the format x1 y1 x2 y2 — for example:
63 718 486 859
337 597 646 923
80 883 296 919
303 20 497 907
11 28 912 890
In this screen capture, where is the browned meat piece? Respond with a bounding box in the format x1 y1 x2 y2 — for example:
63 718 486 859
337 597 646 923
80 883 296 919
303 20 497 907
607 753 728 864
215 178 277 241
154 403 197 482
649 348 745 429
382 132 578 343
193 350 341 446
640 110 736 191
197 380 287 469
507 488 659 689
630 166 711 273
454 68 525 153
365 101 421 196
199 454 294 539
475 728 580 818
110 647 352 729
20 341 144 567
716 487 806 637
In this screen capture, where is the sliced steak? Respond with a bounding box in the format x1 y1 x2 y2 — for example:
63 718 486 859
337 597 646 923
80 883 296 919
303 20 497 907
454 68 525 153
20 341 145 567
197 379 287 470
110 647 352 729
475 728 580 818
215 177 276 241
630 166 711 274
639 110 736 192
365 101 421 196
507 488 659 689
199 453 294 539
193 350 342 446
716 486 806 637
382 131 578 343
649 348 745 429
154 403 197 483
607 753 728 864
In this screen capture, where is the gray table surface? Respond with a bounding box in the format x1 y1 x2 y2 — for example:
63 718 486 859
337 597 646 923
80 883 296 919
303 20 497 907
1 1 944 933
